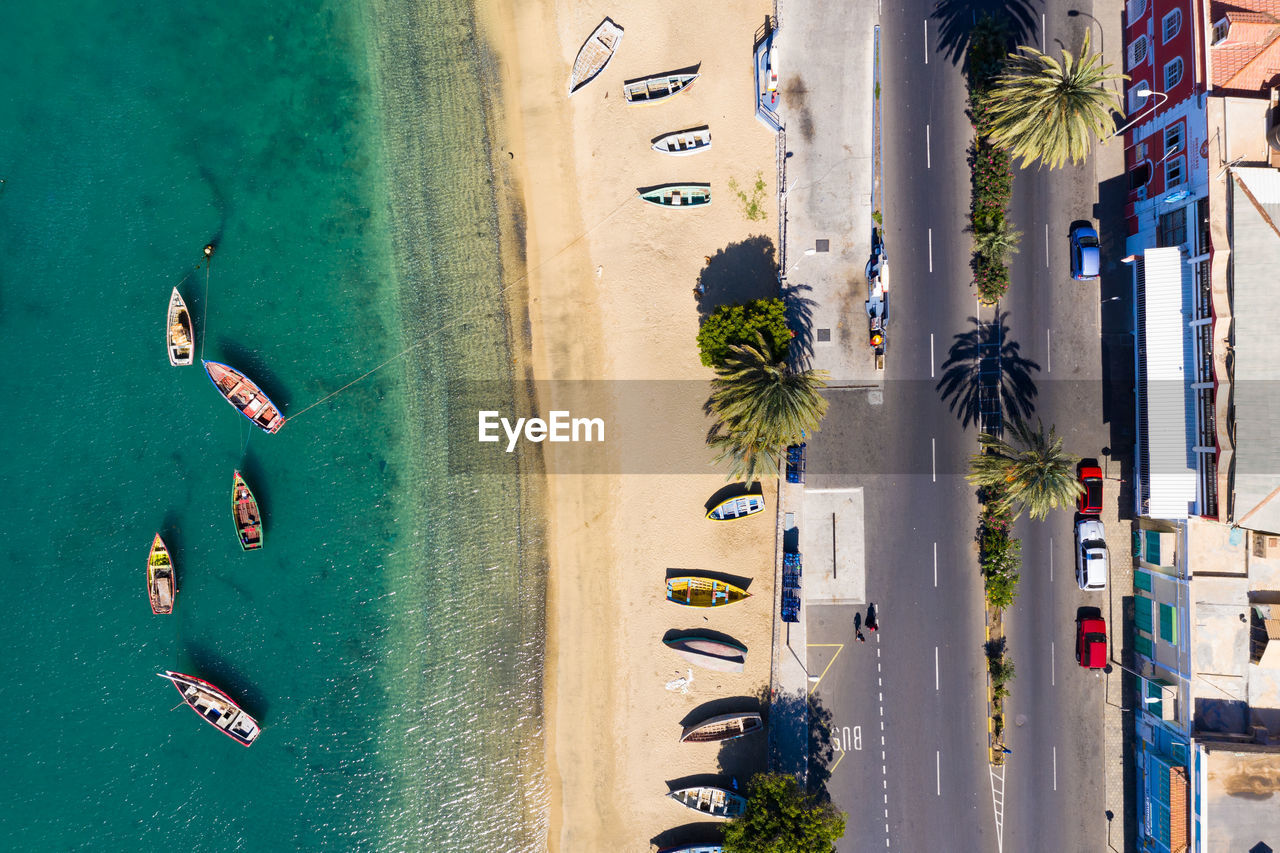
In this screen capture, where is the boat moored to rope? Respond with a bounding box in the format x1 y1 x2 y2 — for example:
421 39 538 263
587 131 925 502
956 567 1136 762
203 360 285 433
232 470 263 551
146 533 176 615
166 288 194 366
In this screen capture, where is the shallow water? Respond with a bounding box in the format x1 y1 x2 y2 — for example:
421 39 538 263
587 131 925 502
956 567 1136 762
0 1 546 848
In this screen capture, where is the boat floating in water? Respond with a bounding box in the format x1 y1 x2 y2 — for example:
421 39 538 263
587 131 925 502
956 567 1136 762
652 126 711 156
666 576 750 608
203 360 285 434
624 70 699 104
664 635 747 673
568 17 624 95
706 493 765 520
166 288 194 366
668 786 748 818
638 183 711 208
158 671 261 747
232 470 263 551
146 534 176 615
681 711 764 743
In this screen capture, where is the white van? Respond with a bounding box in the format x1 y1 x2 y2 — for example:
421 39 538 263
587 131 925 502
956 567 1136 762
1075 519 1109 591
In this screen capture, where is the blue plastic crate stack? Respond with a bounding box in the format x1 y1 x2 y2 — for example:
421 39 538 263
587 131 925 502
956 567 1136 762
781 551 802 622
785 443 806 484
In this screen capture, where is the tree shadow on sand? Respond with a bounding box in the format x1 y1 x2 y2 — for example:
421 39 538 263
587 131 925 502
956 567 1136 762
935 311 1040 430
931 0 1038 72
695 235 780 316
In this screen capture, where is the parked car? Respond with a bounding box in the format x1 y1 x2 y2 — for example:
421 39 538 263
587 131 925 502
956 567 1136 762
1076 615 1108 669
1075 519 1109 591
1077 459 1103 515
1070 224 1100 280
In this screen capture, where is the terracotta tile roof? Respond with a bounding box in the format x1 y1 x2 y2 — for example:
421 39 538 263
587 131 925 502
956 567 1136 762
1211 3 1280 91
1170 764 1189 853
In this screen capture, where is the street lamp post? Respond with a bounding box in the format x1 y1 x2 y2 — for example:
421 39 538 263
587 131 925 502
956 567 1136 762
1109 89 1169 140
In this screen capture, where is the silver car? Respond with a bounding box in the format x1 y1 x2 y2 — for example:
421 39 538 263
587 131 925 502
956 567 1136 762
1075 519 1109 591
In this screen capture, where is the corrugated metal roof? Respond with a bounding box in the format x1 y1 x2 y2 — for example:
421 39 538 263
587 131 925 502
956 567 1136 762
1229 169 1280 533
1141 247 1196 519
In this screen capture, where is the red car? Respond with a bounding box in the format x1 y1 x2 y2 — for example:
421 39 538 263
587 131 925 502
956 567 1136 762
1077 459 1103 515
1076 616 1108 669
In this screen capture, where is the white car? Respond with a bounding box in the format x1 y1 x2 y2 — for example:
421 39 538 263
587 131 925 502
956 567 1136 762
1075 519 1109 591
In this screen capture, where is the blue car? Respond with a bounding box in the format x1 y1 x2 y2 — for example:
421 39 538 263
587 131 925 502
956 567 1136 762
1070 224 1100 280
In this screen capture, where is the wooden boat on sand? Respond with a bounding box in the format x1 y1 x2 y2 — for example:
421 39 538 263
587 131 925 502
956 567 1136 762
652 126 711 156
681 711 764 744
706 493 765 520
146 533 176 615
658 846 724 853
624 71 699 104
666 576 750 608
638 183 711 208
158 671 261 747
203 360 285 434
668 786 748 818
232 470 263 551
664 635 746 673
569 17 623 95
166 288 194 366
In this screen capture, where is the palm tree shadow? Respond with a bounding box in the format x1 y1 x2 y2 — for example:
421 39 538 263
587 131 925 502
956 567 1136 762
782 281 817 366
932 0 1038 72
935 311 1040 430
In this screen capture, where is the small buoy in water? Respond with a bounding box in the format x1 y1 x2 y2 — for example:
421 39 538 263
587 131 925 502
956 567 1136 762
203 244 214 259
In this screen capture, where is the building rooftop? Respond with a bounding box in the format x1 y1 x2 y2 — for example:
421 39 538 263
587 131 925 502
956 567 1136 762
1198 743 1280 852
1210 3 1280 93
1228 167 1280 533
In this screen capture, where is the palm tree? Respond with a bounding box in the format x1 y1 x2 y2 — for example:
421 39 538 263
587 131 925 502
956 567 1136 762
982 32 1124 170
967 418 1082 519
708 333 829 479
974 218 1023 265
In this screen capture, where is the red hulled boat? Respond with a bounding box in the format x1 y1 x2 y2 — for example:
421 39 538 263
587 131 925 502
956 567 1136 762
158 671 261 747
202 360 285 434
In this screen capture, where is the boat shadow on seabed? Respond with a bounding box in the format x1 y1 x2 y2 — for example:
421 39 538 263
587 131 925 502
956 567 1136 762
180 641 269 722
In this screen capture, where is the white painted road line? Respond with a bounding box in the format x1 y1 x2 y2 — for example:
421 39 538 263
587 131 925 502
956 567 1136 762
1045 223 1050 268
931 438 936 482
1049 538 1054 582
933 541 938 587
936 750 941 795
1047 329 1052 373
926 124 931 168
1051 641 1056 687
1053 746 1058 791
924 19 929 63
1041 13 1046 52
935 646 939 690
928 227 933 272
930 333 935 378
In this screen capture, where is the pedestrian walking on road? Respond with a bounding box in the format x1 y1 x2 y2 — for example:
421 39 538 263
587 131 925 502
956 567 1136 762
856 628 865 643
867 602 878 632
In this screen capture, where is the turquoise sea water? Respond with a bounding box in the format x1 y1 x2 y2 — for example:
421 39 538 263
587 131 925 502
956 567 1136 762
0 1 546 849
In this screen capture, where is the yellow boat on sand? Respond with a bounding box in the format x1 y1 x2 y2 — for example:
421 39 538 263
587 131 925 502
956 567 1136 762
666 576 750 608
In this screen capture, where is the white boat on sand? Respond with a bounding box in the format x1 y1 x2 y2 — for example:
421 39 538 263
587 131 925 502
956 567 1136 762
569 18 623 95
652 126 711 156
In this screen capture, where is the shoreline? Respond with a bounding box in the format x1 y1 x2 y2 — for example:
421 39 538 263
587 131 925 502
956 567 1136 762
480 1 781 848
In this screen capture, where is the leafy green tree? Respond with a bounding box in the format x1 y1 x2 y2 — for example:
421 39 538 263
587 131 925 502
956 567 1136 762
697 298 791 367
708 333 828 479
967 419 1083 520
724 772 846 853
982 32 1124 170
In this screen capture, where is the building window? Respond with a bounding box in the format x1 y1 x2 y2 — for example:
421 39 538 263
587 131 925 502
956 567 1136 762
1129 161 1151 191
1130 35 1150 69
1128 0 1148 23
1199 450 1219 518
1165 57 1184 89
1158 207 1187 246
1159 603 1179 643
1129 81 1150 113
1166 155 1186 187
1211 18 1229 45
1165 123 1184 156
1136 634 1154 657
1198 198 1211 254
1162 10 1182 43
1136 594 1154 633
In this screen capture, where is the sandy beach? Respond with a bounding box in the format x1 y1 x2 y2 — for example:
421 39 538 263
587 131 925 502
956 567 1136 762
479 1 781 849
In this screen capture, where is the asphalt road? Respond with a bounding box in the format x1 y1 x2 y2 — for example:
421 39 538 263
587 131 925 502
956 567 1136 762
794 0 1119 850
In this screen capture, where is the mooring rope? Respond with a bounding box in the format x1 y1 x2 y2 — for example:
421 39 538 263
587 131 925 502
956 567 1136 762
199 245 213 362
285 192 633 423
